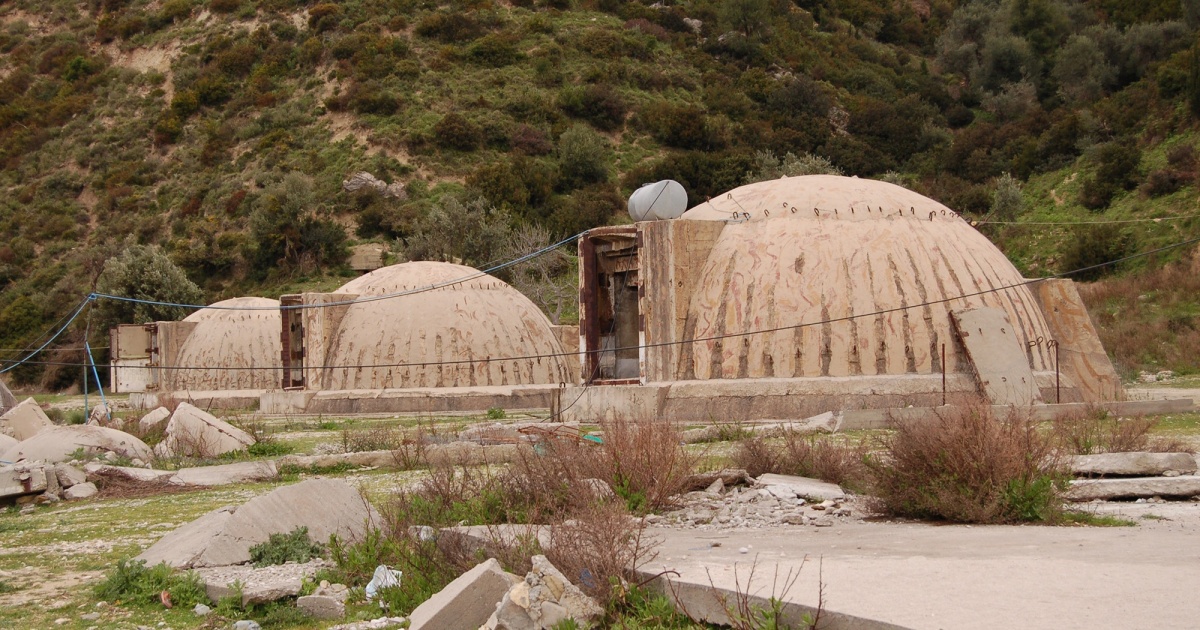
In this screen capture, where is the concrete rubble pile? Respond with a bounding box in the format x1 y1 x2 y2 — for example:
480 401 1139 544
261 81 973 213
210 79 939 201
1066 451 1200 501
651 471 858 530
153 402 256 458
1 460 96 506
405 555 603 630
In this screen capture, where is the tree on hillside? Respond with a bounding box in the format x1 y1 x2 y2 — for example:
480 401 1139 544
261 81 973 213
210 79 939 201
249 173 348 274
94 243 204 331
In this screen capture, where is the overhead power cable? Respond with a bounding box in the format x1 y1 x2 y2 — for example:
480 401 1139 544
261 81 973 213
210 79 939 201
11 232 1200 373
974 212 1200 226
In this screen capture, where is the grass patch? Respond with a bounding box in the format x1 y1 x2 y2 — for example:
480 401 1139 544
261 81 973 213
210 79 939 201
732 431 870 492
1061 511 1137 527
93 559 207 609
249 526 326 567
1051 407 1191 454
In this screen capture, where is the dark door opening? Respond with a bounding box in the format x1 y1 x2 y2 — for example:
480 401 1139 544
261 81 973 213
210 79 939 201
579 227 642 384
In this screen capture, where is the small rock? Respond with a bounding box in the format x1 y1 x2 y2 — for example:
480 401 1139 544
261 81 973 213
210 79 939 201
233 621 262 630
297 594 345 620
193 603 210 616
813 517 834 527
705 478 724 495
738 547 749 554
80 612 100 621
54 619 69 626
65 482 98 500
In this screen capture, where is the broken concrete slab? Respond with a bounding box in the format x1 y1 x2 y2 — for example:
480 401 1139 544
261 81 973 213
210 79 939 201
85 462 175 483
0 464 47 498
64 482 97 500
54 463 87 488
0 398 54 441
1066 476 1200 501
408 558 518 630
2 425 153 464
195 559 330 605
136 478 379 568
0 432 17 454
755 473 846 501
1071 452 1198 477
138 407 171 432
297 594 345 619
169 460 278 486
485 555 603 630
951 307 1043 406
154 402 255 459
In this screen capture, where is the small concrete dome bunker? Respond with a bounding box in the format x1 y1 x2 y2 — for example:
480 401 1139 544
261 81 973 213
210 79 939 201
172 296 282 390
319 261 571 389
675 175 1057 379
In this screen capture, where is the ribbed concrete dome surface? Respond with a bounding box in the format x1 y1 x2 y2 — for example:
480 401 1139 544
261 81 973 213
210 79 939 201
323 262 569 389
175 297 281 390
678 176 1055 379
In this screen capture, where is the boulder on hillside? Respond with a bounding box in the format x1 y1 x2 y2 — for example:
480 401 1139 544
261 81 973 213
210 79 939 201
154 402 254 459
135 478 380 568
2 425 153 464
0 398 54 441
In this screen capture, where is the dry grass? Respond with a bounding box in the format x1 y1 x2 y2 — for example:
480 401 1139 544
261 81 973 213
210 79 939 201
1079 248 1200 376
341 425 404 453
732 432 870 492
1050 406 1192 454
869 401 1067 524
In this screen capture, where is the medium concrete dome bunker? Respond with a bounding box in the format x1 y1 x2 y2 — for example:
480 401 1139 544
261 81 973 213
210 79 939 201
568 174 1123 422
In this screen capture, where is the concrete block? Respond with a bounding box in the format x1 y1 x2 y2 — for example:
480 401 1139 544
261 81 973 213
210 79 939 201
2 425 153 464
1066 476 1200 501
297 595 345 619
408 558 517 630
54 464 87 488
951 308 1042 406
1071 452 1198 477
0 433 17 452
755 473 846 501
0 464 47 498
169 460 278 486
0 398 53 441
64 482 97 500
195 559 327 605
156 402 255 459
138 407 171 432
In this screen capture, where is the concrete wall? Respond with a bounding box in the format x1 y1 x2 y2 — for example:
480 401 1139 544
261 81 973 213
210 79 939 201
1032 279 1124 402
550 325 581 384
289 293 357 391
639 220 725 382
155 321 198 391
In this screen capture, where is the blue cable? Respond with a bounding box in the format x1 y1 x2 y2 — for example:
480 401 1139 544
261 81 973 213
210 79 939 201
0 297 92 374
89 230 586 312
85 341 108 424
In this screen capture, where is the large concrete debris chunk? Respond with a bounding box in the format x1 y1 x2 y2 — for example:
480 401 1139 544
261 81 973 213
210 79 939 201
486 555 603 630
1071 452 1198 477
154 402 255 459
54 463 87 488
169 460 278 486
64 481 98 500
135 478 379 568
0 398 54 441
297 594 345 619
0 433 17 453
195 559 329 605
0 464 48 499
950 308 1043 406
1066 476 1200 501
2 425 153 464
408 558 519 630
755 473 846 501
138 407 171 432
85 462 175 483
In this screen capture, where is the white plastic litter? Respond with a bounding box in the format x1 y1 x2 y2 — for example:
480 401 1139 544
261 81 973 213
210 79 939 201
365 565 403 601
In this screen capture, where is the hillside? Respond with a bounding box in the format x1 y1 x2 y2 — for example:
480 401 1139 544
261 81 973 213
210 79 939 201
2 0 1200 387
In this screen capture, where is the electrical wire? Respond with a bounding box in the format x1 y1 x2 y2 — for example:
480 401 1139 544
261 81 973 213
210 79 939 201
11 232 1200 373
974 212 1200 226
0 297 92 374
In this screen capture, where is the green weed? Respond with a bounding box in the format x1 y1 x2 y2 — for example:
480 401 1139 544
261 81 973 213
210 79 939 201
93 559 207 609
248 526 326 567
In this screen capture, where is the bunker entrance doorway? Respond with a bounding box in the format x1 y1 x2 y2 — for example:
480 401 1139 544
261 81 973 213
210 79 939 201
580 227 642 384
280 295 305 389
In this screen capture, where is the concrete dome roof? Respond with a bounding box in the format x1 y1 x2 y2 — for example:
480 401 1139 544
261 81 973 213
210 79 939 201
175 297 281 390
322 262 569 389
676 176 1056 379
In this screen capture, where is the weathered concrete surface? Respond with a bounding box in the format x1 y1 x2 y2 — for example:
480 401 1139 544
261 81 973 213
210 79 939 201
1066 476 1200 501
0 432 17 453
162 297 281 392
169 460 278 486
951 308 1042 406
138 407 171 432
485 555 603 630
155 402 254 459
293 385 560 416
297 594 345 619
54 463 86 488
2 425 153 463
0 397 53 441
0 464 47 498
1071 452 1197 477
643 516 1200 630
840 398 1197 431
1031 279 1124 403
85 462 175 483
131 390 264 411
195 559 329 605
407 558 517 630
64 481 97 500
136 478 379 568
755 473 846 501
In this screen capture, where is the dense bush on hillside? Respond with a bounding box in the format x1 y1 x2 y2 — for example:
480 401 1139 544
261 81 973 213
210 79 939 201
1 0 1199 386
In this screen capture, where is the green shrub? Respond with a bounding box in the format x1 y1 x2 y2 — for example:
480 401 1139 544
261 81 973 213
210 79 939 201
415 11 484 42
249 526 326 567
469 32 523 67
433 113 483 151
556 124 609 189
1059 224 1131 280
558 84 626 132
869 403 1067 524
94 559 207 608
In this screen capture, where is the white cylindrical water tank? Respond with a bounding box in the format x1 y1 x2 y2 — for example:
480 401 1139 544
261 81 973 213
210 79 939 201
627 180 688 222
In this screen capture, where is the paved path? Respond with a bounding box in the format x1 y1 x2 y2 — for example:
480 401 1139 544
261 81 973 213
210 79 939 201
646 501 1200 630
